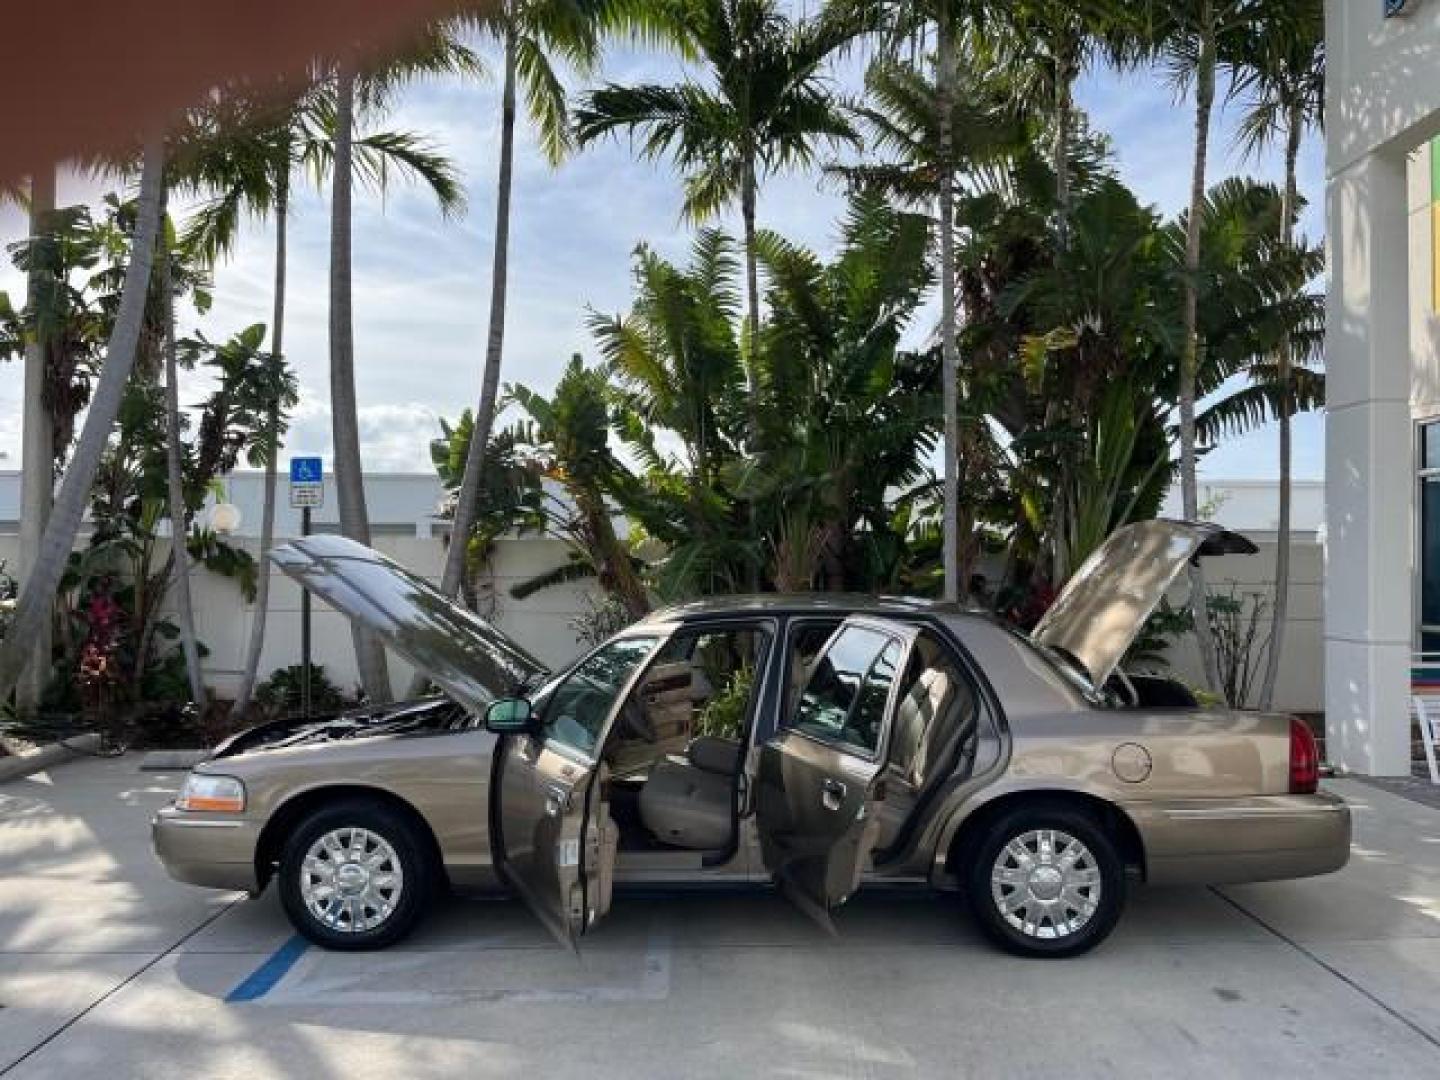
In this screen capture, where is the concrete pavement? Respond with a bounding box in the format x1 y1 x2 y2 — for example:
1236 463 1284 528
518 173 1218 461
2 756 1439 1078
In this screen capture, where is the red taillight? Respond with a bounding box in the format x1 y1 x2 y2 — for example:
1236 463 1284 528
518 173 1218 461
1289 717 1319 794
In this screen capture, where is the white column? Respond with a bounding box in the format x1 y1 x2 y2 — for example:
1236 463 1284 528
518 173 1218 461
1325 149 1414 776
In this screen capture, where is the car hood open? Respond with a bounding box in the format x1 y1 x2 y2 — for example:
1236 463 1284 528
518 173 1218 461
269 535 550 716
1031 519 1256 689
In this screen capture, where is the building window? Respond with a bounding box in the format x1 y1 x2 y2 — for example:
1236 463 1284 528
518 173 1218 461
1420 419 1440 653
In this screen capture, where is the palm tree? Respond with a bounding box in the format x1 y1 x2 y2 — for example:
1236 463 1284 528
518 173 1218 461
849 0 985 603
327 35 473 702
16 168 57 714
1228 0 1323 709
985 1 1140 249
158 206 206 705
177 84 465 716
0 138 165 705
328 62 389 700
1143 0 1259 690
431 0 675 637
832 39 1029 599
575 0 863 433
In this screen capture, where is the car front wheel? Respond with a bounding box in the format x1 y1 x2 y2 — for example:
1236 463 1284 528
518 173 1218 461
965 803 1125 958
278 799 432 950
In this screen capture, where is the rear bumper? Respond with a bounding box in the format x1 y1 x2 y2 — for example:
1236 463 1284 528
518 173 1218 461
1127 790 1351 886
151 806 262 893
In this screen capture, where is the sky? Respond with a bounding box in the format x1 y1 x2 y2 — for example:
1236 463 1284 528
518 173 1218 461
0 29 1327 482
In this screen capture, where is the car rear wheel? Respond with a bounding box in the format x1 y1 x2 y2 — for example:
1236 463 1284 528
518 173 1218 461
279 798 432 950
965 803 1124 958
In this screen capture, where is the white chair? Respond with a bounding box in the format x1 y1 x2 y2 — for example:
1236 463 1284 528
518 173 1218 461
1409 653 1440 784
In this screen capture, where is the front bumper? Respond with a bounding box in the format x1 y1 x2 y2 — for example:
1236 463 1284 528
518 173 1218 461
151 806 263 893
1127 789 1352 886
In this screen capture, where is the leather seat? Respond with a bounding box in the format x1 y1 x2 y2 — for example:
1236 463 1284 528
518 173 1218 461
874 666 976 850
638 738 739 850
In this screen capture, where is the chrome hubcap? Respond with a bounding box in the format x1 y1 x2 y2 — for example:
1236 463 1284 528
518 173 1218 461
990 828 1101 940
300 827 404 934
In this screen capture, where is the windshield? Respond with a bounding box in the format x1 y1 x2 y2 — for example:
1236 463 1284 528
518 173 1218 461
527 636 661 756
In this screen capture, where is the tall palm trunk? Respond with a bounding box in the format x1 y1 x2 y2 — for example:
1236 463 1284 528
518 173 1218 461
741 152 761 427
1052 41 1076 253
0 138 165 705
411 25 519 698
330 63 392 702
1180 8 1221 692
232 168 289 720
1258 102 1302 709
434 28 517 604
16 167 57 715
583 491 649 620
159 203 206 705
937 14 960 604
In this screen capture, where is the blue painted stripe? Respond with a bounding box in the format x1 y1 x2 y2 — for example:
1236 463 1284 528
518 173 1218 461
226 935 310 1003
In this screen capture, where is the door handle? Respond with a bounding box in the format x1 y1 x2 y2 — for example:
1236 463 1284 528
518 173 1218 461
821 779 846 811
544 783 571 816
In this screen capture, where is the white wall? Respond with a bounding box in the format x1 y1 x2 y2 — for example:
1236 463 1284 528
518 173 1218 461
0 470 1328 709
0 469 606 699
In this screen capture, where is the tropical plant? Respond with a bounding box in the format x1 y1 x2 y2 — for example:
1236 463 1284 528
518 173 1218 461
256 662 352 716
1227 0 1324 708
0 139 165 712
432 0 682 634
175 81 458 717
510 356 652 618
831 48 1028 595
576 0 865 432
158 209 207 704
431 410 546 613
1140 0 1267 691
1203 585 1272 708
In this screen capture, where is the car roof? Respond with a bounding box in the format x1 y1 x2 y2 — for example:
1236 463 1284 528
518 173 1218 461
636 593 981 626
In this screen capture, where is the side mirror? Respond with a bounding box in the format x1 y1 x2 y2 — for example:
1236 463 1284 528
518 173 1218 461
485 697 536 735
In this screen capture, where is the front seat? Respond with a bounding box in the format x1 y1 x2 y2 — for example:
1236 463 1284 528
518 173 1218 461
638 737 739 850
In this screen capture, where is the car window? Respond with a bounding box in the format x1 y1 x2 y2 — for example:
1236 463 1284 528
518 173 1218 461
785 620 843 715
532 636 659 756
846 640 902 752
791 626 899 753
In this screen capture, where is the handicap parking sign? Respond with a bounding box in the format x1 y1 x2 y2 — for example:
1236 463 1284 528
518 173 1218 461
289 456 324 509
289 457 323 484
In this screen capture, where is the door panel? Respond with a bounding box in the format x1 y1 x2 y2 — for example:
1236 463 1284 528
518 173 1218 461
495 737 595 948
757 619 914 918
494 635 660 947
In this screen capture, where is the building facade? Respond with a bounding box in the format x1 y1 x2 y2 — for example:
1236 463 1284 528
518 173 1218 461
1326 0 1440 773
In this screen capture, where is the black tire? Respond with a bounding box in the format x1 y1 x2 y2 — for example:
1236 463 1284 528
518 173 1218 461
965 802 1125 959
278 798 432 951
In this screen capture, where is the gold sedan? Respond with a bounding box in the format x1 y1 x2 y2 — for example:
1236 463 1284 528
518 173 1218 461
153 520 1349 958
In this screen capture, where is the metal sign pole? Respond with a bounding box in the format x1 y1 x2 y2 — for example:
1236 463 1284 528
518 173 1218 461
288 455 324 719
301 505 312 719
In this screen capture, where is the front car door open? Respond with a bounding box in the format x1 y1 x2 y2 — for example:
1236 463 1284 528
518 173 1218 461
493 634 662 948
756 617 917 923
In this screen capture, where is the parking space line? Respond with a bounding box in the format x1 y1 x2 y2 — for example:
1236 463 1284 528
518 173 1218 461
240 922 673 1006
224 935 310 1003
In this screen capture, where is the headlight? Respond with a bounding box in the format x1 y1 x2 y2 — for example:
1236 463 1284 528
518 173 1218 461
176 773 246 813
